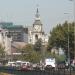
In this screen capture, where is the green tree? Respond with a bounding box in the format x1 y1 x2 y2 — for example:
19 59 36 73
47 21 74 59
34 38 42 51
16 44 33 61
30 51 42 63
16 44 42 63
56 55 66 63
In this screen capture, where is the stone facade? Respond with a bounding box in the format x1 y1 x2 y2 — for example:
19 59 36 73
28 8 48 45
0 27 12 55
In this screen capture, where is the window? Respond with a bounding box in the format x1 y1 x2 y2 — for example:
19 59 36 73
35 34 38 40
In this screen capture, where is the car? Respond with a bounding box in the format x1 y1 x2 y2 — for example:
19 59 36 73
6 61 16 67
71 60 75 70
20 65 31 71
32 63 41 70
15 61 22 67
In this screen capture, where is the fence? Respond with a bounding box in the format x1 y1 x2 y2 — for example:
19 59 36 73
0 66 74 75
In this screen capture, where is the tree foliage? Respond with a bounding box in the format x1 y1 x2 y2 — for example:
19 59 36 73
15 44 42 63
34 38 42 51
47 21 74 59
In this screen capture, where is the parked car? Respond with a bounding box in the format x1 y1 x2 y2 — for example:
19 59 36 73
15 61 22 67
71 60 75 70
21 62 32 71
32 63 41 70
21 64 31 71
15 61 30 67
6 61 16 67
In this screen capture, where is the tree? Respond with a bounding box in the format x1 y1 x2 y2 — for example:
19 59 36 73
56 55 66 63
34 38 42 51
15 44 33 61
30 51 42 63
16 44 42 63
47 21 74 59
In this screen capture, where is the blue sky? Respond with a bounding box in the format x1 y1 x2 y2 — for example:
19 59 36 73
0 0 74 33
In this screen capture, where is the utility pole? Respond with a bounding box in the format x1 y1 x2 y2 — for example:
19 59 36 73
74 0 75 61
64 13 70 65
42 36 46 62
69 0 75 62
64 12 71 75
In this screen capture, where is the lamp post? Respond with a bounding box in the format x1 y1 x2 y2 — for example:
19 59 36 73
64 13 71 75
69 0 75 61
64 13 70 65
42 35 46 62
73 1 75 64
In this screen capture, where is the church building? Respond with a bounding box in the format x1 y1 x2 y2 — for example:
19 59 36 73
28 8 48 45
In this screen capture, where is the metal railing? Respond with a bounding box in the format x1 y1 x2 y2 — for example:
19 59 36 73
0 66 74 75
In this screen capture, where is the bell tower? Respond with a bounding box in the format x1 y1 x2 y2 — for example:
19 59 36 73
33 7 42 32
29 7 44 44
28 6 48 45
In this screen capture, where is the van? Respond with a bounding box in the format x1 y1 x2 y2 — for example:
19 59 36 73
44 58 56 68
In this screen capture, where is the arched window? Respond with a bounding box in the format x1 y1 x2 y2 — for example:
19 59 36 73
35 34 38 40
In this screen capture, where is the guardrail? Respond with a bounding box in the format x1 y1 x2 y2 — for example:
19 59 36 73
0 66 74 75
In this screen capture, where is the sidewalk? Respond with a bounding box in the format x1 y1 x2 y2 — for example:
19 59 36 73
0 72 13 75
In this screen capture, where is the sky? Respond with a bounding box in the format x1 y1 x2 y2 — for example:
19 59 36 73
0 0 74 34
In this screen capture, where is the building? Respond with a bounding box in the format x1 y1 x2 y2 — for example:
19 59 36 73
0 27 12 55
51 47 65 55
0 8 48 57
28 8 48 45
0 22 28 56
6 25 28 42
0 22 28 43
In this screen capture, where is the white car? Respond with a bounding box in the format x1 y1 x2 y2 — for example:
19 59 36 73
15 61 30 67
6 61 16 67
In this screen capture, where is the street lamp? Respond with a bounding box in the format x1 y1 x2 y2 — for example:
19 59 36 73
64 12 71 75
64 13 70 64
69 0 75 61
73 0 75 60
